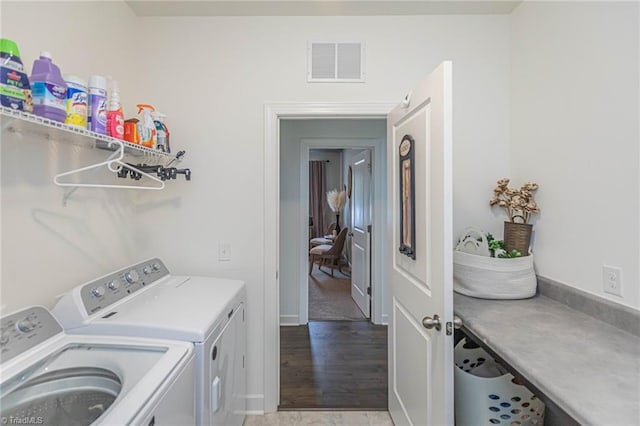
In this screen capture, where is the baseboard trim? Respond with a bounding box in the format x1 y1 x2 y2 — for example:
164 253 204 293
381 314 389 325
279 314 300 326
246 394 265 414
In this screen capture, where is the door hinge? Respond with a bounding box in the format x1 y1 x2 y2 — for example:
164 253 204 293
276 271 278 279
367 287 371 295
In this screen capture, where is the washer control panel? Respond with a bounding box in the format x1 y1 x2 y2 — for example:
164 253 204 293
80 258 169 316
1 306 63 363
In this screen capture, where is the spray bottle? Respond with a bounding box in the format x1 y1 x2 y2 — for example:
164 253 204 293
106 80 124 139
151 110 169 152
136 104 156 148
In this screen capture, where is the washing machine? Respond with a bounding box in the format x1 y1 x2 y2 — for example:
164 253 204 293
0 305 195 426
53 258 246 426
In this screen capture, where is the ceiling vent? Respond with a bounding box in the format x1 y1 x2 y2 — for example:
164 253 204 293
308 42 365 83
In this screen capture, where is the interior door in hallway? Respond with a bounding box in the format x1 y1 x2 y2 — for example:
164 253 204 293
350 149 371 318
387 62 454 425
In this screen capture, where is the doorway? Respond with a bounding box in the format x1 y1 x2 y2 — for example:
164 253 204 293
264 103 395 413
277 118 389 410
307 147 369 322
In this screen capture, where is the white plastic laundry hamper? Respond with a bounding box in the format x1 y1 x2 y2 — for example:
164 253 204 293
455 338 545 426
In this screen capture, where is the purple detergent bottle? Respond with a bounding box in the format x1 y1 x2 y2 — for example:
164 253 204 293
30 51 67 122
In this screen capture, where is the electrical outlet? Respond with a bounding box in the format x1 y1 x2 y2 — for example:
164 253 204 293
218 243 231 261
602 265 622 297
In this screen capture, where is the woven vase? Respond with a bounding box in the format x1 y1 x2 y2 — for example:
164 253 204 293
504 221 532 255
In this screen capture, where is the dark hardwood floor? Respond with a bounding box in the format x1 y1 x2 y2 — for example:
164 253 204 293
280 320 388 410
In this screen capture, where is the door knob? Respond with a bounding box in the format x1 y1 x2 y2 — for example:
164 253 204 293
422 314 442 331
348 232 354 237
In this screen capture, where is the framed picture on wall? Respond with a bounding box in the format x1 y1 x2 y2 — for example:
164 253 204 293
398 134 416 259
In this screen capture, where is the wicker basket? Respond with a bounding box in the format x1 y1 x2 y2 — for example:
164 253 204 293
504 221 532 255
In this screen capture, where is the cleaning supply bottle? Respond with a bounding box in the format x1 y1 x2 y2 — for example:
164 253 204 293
151 110 169 152
106 80 124 139
29 51 67 122
63 75 88 127
87 75 107 134
0 38 31 112
136 104 156 148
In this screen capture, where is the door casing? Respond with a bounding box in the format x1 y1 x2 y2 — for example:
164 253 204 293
264 103 396 413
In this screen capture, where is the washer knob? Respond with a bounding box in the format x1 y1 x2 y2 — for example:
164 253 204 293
0 333 9 346
152 263 160 271
17 319 36 333
125 270 140 284
143 266 152 275
108 281 120 290
91 286 105 297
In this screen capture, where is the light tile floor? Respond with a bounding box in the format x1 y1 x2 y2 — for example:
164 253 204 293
243 411 394 426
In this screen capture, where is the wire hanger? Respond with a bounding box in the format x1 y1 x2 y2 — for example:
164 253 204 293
53 139 165 190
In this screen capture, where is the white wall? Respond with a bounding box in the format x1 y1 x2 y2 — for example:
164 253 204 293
135 15 509 410
510 1 640 309
0 1 144 313
280 120 386 326
309 149 344 232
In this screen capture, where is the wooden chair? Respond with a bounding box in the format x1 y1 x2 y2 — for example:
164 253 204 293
309 222 337 247
309 227 348 276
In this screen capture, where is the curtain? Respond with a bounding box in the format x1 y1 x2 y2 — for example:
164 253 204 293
309 161 326 238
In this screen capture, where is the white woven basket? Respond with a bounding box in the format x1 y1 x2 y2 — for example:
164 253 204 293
453 251 537 299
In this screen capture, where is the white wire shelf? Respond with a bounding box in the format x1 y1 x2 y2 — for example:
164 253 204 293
0 106 180 166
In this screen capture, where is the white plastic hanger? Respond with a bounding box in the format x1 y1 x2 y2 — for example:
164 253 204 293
53 139 165 191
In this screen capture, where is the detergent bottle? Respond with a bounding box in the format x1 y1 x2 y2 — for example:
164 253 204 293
0 38 32 112
30 51 67 122
136 104 156 148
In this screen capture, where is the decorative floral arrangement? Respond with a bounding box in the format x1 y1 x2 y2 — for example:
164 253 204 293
489 178 540 224
327 189 346 213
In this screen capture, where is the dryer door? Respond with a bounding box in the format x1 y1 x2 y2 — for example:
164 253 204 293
209 303 245 426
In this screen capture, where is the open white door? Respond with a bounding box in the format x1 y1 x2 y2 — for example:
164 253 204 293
387 62 454 425
350 149 371 318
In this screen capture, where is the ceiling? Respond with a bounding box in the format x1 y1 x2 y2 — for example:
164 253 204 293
125 0 523 17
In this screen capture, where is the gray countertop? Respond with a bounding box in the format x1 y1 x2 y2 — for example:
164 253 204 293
454 293 640 426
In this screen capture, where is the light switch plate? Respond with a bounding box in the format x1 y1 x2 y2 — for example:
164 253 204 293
602 265 622 297
218 243 231 261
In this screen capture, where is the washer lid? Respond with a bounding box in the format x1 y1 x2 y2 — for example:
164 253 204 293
72 276 244 342
1 335 192 426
